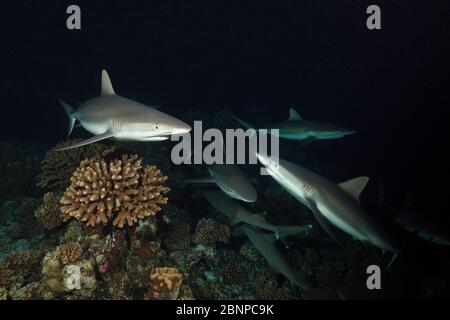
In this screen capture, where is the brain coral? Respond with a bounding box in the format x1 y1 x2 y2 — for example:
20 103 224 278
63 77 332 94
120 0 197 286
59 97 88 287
60 154 170 228
36 140 113 189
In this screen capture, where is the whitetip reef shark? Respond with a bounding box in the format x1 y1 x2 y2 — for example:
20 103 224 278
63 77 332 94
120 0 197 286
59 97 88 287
53 70 191 151
233 224 314 290
181 164 257 202
233 107 355 142
255 153 400 257
199 189 313 239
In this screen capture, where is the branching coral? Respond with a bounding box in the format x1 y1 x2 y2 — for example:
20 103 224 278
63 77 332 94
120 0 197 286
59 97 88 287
34 192 64 230
192 218 230 246
36 140 113 189
145 267 182 300
60 154 170 228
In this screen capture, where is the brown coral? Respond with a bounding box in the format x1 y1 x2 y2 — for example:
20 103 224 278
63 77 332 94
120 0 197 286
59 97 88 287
151 267 182 292
164 222 192 251
192 218 230 246
60 154 170 228
36 140 113 189
34 192 64 230
57 242 83 265
145 267 183 300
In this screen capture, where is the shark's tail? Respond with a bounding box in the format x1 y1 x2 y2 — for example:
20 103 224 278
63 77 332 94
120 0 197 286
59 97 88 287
59 99 76 137
232 115 254 130
274 224 313 240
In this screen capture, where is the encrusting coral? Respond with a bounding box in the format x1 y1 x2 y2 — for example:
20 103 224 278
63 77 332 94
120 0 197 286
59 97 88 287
60 154 170 228
192 218 230 246
34 192 64 230
164 222 192 251
145 267 183 300
36 140 113 189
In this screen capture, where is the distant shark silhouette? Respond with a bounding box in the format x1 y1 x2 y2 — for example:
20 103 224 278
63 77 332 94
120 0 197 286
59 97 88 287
233 108 355 142
256 153 400 257
200 190 312 239
181 164 257 202
233 224 314 290
53 70 191 151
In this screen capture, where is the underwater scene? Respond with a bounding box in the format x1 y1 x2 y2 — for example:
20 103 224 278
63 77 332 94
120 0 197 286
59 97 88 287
0 1 450 301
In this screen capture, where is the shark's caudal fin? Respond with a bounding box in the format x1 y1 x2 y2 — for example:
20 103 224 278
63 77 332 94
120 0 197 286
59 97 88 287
232 115 254 129
51 131 114 151
59 99 76 137
338 177 369 204
101 70 116 95
288 108 303 121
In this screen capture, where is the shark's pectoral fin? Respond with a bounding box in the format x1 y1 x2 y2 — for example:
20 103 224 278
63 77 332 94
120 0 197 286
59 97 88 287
307 200 345 247
288 107 303 121
51 131 114 151
338 177 370 204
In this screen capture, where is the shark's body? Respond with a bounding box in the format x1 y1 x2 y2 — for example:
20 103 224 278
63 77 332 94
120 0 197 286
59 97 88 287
234 108 355 141
54 70 191 151
235 224 313 290
396 211 450 246
201 190 312 238
256 153 399 253
182 164 257 202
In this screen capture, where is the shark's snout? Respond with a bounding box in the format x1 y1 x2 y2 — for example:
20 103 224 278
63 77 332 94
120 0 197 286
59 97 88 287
170 121 192 135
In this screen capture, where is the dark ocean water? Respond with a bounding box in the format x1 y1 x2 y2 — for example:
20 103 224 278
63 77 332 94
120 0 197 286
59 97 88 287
0 1 449 300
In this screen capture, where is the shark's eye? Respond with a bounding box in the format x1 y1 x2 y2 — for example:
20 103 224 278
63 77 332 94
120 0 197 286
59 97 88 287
154 124 159 130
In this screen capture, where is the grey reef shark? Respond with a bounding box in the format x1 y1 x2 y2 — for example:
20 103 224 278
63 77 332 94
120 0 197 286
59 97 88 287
181 164 257 203
199 189 312 240
53 70 191 151
255 153 400 266
233 223 314 290
233 107 355 142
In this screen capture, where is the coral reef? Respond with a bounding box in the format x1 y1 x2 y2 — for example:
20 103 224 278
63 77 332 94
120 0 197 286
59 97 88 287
35 192 64 230
192 218 230 246
60 154 170 228
36 140 113 189
145 267 182 300
164 222 192 251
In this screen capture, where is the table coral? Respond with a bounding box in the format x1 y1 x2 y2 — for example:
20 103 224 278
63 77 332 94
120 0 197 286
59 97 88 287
35 192 64 230
36 140 113 189
192 218 230 246
60 154 170 228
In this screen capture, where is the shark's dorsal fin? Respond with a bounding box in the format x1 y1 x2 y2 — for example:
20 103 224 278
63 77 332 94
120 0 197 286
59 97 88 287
288 108 303 121
101 69 116 95
339 177 369 204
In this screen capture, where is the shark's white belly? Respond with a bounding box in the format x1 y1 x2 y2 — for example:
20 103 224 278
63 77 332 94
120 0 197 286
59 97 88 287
316 201 367 240
80 120 110 135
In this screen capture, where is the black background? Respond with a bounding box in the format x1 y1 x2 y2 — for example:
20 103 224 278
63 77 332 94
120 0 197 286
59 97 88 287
0 0 449 262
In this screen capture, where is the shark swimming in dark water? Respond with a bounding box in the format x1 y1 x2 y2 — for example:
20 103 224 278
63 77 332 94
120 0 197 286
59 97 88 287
256 153 400 257
233 108 355 142
54 70 191 151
